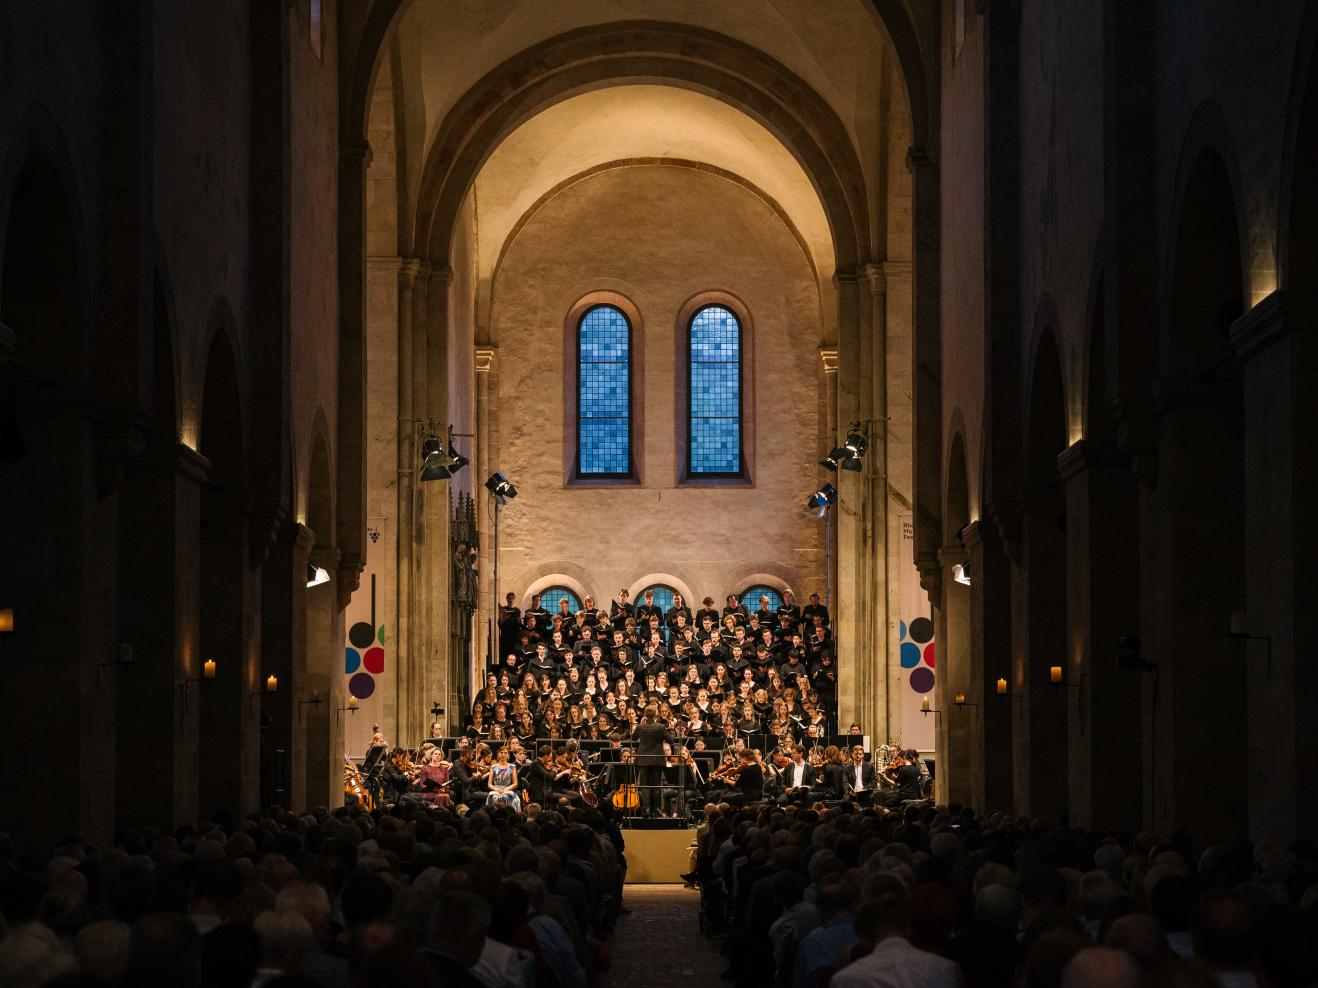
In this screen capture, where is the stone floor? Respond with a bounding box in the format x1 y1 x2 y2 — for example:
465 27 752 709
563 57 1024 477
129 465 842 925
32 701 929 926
606 884 725 985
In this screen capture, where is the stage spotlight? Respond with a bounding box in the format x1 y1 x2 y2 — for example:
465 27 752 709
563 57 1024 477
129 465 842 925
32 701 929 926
485 471 518 504
806 482 837 517
953 562 971 586
445 446 469 474
419 434 451 481
819 446 849 472
844 425 869 458
306 563 331 589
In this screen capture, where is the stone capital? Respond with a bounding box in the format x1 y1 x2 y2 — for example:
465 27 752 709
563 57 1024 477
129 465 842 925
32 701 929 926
138 441 212 486
819 347 838 374
1229 290 1318 361
937 543 970 569
832 268 859 287
427 263 454 288
339 137 372 166
337 552 365 610
475 347 496 373
1056 438 1129 482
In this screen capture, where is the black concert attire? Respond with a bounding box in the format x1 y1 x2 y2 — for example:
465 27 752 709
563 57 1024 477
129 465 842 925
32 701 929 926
633 720 670 817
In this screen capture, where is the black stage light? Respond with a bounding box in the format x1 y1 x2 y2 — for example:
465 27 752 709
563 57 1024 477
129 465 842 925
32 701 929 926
420 434 451 481
806 482 838 517
820 446 849 472
485 472 518 504
844 425 869 458
445 446 469 474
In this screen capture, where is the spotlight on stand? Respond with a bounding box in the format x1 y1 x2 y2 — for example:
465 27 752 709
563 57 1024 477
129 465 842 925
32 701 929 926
484 472 518 505
806 482 837 518
953 561 971 586
419 433 451 481
306 563 331 589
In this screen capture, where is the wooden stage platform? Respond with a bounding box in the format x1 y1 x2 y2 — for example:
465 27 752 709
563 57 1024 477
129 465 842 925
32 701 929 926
623 826 697 884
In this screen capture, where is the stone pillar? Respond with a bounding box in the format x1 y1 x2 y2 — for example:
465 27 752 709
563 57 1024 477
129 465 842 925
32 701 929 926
1010 490 1068 822
936 543 974 806
0 393 116 843
1231 291 1318 842
394 257 423 747
196 495 260 824
475 346 496 675
259 522 314 811
1058 439 1143 831
966 519 1013 813
303 544 340 809
115 442 207 828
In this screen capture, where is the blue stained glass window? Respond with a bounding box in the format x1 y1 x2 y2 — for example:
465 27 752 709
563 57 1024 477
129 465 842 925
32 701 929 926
638 585 678 616
539 586 583 616
578 305 631 475
688 305 742 474
740 585 784 614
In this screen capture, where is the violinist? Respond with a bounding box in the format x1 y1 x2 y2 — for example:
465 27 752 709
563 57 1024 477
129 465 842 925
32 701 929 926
524 744 567 807
418 747 452 809
777 745 816 804
381 747 414 804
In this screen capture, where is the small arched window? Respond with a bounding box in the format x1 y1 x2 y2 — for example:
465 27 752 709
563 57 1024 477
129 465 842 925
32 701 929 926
740 585 784 615
687 304 743 476
539 586 583 617
577 304 632 477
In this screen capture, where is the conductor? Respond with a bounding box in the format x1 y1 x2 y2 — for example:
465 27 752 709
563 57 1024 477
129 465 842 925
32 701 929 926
634 703 671 817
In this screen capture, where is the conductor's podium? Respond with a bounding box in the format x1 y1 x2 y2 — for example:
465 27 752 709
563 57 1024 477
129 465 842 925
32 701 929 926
622 824 697 884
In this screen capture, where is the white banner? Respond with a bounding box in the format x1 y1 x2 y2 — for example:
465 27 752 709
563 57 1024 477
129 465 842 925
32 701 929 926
897 514 935 752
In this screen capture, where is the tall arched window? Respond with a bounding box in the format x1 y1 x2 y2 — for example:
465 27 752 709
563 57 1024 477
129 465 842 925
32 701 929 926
636 584 678 616
688 304 743 475
577 304 632 477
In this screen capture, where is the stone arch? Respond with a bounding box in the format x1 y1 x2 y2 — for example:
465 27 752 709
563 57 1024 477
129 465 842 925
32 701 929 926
150 259 181 445
1153 124 1249 842
411 23 869 273
1080 241 1109 442
521 571 595 611
1019 317 1069 823
1162 103 1248 376
732 569 797 603
493 158 821 289
625 573 698 613
1278 6 1318 289
198 313 247 493
0 112 100 843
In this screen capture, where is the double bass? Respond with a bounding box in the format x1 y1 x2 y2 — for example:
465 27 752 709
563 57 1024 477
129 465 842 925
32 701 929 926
343 758 374 810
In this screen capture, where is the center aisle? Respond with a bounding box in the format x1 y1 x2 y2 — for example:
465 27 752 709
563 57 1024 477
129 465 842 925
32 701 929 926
605 884 724 984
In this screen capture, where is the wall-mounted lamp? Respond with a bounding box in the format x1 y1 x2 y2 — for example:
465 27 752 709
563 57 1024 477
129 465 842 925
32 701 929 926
338 695 360 718
0 607 13 643
952 691 980 718
1227 612 1272 674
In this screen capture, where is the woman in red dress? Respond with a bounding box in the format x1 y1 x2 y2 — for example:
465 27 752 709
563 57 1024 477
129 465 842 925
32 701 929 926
418 747 452 809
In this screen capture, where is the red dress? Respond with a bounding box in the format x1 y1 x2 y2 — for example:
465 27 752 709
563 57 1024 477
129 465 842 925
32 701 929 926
419 763 451 809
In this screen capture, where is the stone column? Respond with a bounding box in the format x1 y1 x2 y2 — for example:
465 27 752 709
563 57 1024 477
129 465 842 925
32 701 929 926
1058 439 1143 831
936 543 974 806
259 522 314 811
115 442 207 828
1010 489 1068 822
196 494 261 824
474 346 496 675
394 257 423 747
966 519 1013 813
1231 291 1318 842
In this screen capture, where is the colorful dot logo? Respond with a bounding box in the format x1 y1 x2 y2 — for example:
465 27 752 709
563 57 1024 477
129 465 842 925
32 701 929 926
898 617 935 694
345 621 386 700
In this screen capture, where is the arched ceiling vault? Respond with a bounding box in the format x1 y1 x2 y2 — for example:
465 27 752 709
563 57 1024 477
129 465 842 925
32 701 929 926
408 21 871 274
474 86 833 300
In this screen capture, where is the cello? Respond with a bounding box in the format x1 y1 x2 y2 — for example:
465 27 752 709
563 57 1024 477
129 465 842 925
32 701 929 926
343 758 374 810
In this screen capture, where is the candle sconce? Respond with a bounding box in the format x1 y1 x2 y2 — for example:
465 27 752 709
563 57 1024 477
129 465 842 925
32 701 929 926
1049 667 1086 732
250 674 279 710
993 677 1023 707
337 697 360 719
97 643 136 684
952 691 980 719
181 659 218 712
1227 613 1272 674
0 607 13 647
298 693 324 723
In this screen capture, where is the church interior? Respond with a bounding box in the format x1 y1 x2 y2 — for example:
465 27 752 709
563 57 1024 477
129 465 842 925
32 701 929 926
2 1 1318 983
